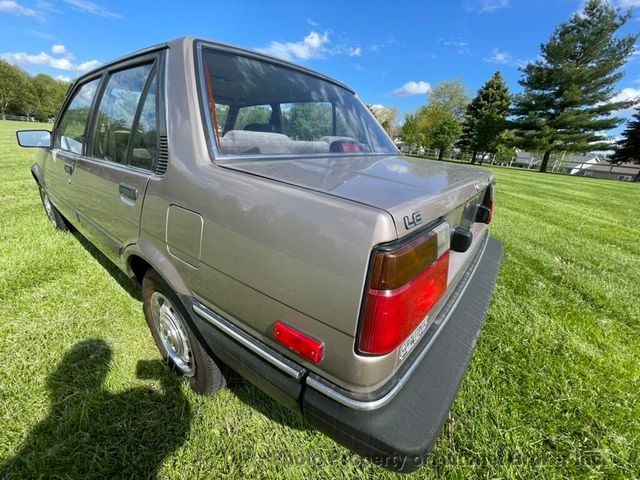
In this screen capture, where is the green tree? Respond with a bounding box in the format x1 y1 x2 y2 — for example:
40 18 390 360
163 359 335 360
16 72 38 120
285 103 332 140
423 80 470 122
459 71 511 163
432 118 462 160
367 104 398 138
415 80 470 153
611 106 640 170
31 73 69 121
511 0 637 172
0 60 23 120
400 112 424 150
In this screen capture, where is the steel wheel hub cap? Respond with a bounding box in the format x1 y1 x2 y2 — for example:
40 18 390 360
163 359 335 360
151 292 195 376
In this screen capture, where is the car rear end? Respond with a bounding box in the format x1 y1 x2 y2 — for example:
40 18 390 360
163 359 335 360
188 38 503 472
301 182 501 472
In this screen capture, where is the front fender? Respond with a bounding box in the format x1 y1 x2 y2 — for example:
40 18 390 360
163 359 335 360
31 163 43 187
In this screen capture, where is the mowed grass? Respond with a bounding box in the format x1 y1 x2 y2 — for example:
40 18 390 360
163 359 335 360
0 118 638 479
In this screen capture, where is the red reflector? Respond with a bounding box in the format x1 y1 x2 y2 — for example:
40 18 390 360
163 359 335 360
488 198 494 224
274 321 324 363
358 251 449 355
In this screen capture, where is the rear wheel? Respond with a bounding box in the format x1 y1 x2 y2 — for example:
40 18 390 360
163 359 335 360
39 188 70 232
142 269 228 395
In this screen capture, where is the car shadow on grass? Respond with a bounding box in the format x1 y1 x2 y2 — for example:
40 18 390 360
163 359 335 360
0 340 192 479
227 380 310 432
69 231 308 434
72 231 142 300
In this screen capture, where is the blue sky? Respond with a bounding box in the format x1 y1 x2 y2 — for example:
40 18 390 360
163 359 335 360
1 0 639 130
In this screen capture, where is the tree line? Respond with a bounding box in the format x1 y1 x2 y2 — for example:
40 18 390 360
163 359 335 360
369 0 640 171
0 59 70 122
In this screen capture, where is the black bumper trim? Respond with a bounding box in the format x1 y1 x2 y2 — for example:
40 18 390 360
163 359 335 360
302 236 503 472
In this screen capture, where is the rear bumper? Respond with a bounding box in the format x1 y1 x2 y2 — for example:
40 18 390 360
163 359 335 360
187 235 503 473
303 236 503 472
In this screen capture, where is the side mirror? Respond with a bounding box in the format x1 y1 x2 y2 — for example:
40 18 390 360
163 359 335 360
16 130 52 149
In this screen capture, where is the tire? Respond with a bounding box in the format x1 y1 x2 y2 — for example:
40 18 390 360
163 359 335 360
39 187 70 232
142 269 228 396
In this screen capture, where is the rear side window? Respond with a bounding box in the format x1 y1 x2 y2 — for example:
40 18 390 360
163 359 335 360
91 63 154 165
129 72 158 170
57 78 100 154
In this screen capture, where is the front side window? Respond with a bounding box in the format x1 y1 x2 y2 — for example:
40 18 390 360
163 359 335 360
57 78 100 154
91 63 154 165
200 48 396 159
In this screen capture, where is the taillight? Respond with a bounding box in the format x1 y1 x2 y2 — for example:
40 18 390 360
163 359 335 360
487 198 494 224
475 182 495 224
274 321 324 363
358 223 450 355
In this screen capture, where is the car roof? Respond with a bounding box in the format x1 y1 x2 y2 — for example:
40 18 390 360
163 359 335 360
70 36 354 94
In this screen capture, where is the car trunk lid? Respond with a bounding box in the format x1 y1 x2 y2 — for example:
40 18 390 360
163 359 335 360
221 154 493 239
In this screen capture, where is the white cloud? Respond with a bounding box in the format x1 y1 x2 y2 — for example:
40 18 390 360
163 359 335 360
27 29 56 40
441 37 471 55
306 18 319 27
348 47 361 57
485 48 510 64
76 59 100 71
63 0 122 19
0 0 37 16
392 81 432 97
51 44 66 54
465 0 509 12
261 31 330 61
611 87 640 113
1 49 100 72
55 74 71 82
617 0 640 7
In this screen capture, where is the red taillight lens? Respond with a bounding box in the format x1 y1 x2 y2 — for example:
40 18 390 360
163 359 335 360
488 198 494 224
274 321 324 363
358 224 450 355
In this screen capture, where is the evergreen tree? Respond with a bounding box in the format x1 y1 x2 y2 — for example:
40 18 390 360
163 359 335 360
611 107 640 167
459 71 511 163
511 0 637 172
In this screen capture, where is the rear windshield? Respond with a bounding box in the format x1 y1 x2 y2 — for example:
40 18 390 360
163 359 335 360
199 48 397 159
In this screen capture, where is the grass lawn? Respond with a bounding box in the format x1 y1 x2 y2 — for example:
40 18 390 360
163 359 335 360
0 119 638 479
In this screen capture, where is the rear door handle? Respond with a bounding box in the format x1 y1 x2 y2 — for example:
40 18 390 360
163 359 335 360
119 183 138 202
64 163 74 175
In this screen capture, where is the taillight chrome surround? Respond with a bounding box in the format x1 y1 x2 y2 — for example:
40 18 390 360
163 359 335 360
357 222 451 356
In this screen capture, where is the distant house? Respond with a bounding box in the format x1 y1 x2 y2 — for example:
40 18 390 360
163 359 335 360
493 149 638 181
571 159 640 182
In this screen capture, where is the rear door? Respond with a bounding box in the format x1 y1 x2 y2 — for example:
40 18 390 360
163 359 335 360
71 55 161 264
46 77 101 220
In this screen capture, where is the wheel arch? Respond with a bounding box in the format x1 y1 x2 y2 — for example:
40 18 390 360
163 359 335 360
31 163 43 187
124 237 192 296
